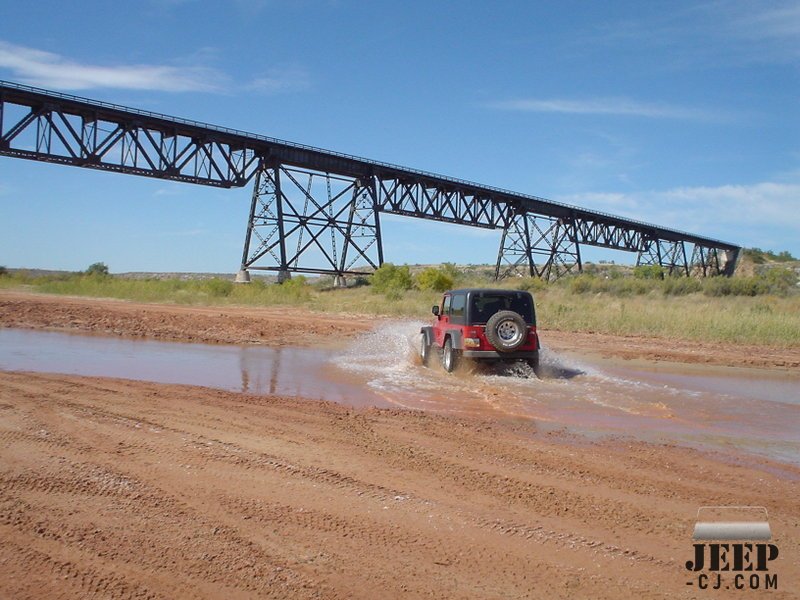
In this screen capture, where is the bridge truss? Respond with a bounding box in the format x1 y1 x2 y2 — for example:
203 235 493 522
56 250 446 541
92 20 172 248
0 80 740 281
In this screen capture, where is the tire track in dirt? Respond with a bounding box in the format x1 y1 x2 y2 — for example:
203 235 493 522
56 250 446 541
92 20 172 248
0 537 162 600
0 461 332 599
323 407 683 535
2 371 799 599
1 374 420 507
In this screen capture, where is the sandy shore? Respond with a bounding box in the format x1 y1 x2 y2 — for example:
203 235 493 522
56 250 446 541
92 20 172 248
1 291 799 598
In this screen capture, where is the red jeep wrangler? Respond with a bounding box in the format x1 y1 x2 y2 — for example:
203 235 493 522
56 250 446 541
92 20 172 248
420 288 541 375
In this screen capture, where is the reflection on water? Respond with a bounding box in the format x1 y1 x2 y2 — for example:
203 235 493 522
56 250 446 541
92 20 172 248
1 326 799 465
239 344 281 396
0 329 391 408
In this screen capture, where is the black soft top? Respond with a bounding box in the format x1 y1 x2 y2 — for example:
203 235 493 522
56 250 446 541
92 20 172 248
443 289 536 325
444 288 532 296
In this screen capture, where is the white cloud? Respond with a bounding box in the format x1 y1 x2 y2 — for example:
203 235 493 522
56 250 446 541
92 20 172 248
727 1 800 41
488 97 727 121
559 181 800 249
574 2 800 69
0 41 222 92
0 41 312 96
708 1 800 64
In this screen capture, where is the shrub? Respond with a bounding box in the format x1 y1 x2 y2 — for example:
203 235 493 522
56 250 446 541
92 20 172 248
704 276 761 297
743 248 766 264
613 277 652 296
371 263 413 293
756 267 797 296
415 267 454 292
662 277 702 296
568 274 596 294
702 269 797 297
703 277 736 297
633 265 664 280
0 266 7 277
515 277 548 292
439 262 461 282
744 247 797 264
85 262 110 277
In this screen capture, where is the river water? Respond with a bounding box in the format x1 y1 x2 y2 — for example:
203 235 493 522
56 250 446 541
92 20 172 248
1 325 798 465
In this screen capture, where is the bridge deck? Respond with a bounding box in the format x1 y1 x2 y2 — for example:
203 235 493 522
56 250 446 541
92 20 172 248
0 80 737 253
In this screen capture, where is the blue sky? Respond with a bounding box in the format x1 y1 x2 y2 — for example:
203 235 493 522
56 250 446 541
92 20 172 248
1 0 798 273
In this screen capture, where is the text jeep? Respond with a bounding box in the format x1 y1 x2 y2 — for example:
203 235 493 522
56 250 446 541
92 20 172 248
420 288 541 375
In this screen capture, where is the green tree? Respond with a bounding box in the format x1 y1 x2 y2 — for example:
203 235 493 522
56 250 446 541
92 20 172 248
85 262 110 277
439 262 461 282
633 265 664 280
415 267 454 292
371 263 413 293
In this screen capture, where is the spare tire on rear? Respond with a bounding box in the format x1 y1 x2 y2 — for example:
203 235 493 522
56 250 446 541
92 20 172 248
485 310 527 352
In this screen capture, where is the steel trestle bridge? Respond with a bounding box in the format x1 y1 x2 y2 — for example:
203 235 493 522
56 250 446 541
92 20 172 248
0 80 739 281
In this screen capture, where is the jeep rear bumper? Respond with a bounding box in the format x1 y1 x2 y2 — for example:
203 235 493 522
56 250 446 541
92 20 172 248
461 350 539 359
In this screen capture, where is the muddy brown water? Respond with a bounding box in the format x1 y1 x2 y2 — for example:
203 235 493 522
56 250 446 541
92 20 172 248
2 324 798 465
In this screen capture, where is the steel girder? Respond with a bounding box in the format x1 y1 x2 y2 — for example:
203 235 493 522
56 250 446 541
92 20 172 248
496 212 581 281
240 171 515 279
240 164 382 278
635 239 741 277
377 177 509 229
573 217 647 251
0 94 259 187
496 215 740 281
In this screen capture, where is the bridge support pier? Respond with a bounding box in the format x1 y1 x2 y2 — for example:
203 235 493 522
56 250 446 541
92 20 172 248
637 238 690 276
238 163 382 281
495 212 581 281
688 245 739 277
638 240 740 277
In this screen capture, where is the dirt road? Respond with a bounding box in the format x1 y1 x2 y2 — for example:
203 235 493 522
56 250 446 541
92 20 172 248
2 291 799 368
1 372 797 599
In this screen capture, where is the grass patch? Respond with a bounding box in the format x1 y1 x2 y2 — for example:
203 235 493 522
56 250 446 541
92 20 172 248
1 268 798 347
535 288 800 346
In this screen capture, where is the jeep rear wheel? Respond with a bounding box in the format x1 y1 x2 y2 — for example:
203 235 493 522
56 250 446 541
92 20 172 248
420 335 431 367
485 310 527 352
441 338 460 373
